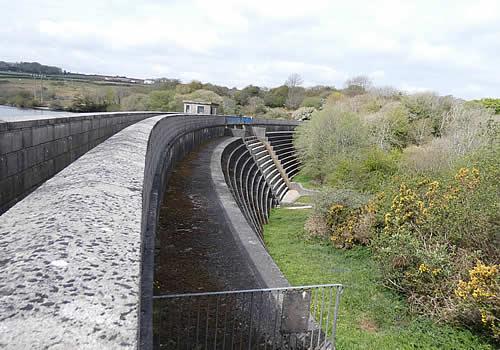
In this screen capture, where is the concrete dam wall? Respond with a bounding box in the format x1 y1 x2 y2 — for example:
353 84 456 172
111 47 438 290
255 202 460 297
221 130 301 237
0 111 165 214
0 113 299 349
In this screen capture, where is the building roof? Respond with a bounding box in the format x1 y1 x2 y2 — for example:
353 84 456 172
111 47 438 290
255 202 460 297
183 100 219 106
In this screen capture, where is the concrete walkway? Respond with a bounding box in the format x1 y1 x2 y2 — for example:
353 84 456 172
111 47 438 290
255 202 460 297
154 138 262 294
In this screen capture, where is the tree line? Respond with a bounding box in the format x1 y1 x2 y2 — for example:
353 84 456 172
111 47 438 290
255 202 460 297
0 61 63 75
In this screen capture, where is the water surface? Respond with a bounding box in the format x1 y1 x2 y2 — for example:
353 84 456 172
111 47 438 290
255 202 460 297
0 105 73 122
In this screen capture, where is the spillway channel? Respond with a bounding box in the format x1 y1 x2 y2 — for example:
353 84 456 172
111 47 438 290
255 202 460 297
153 138 261 295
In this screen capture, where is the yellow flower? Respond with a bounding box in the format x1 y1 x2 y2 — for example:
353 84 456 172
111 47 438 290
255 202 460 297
418 264 429 273
432 268 441 276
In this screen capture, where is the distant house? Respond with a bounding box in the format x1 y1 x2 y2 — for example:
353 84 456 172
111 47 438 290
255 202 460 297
183 101 219 115
144 79 155 85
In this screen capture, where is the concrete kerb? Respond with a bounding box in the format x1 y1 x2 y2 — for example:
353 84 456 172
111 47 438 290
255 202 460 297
210 137 290 289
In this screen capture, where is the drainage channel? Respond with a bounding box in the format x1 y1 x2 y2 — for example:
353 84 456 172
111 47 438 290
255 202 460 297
152 139 343 349
154 138 261 295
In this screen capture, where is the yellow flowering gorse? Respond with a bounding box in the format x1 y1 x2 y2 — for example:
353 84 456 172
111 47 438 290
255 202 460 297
455 261 499 339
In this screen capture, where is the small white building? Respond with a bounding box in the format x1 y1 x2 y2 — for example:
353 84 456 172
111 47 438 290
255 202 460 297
183 101 219 115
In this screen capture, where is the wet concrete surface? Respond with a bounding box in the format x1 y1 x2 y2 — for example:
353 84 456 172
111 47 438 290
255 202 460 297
154 138 261 295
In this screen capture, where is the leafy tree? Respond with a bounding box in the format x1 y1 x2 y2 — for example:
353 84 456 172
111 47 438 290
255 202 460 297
147 90 175 111
186 89 223 104
264 85 288 107
175 84 193 94
222 96 237 114
301 96 322 108
202 83 231 97
0 61 63 75
304 85 335 97
295 104 369 181
121 93 149 111
234 85 262 105
243 96 266 115
365 102 410 149
187 80 203 92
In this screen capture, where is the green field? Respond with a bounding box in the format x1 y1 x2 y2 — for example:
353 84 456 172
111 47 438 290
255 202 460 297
263 207 494 350
0 75 150 109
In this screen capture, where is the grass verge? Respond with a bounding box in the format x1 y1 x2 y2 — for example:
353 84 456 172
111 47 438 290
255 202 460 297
263 207 493 350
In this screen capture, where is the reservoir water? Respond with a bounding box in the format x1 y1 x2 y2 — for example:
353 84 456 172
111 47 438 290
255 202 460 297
0 105 73 122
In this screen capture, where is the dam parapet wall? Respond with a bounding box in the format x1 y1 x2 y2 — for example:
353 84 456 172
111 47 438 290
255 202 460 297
0 111 166 213
0 113 299 349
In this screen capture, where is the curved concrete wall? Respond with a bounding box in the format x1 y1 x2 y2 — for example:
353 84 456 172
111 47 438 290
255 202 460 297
222 138 275 238
0 112 165 214
0 113 299 349
221 130 301 236
266 130 301 179
212 138 290 290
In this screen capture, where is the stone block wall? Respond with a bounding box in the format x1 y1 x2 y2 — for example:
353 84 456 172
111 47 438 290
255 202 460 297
0 112 162 213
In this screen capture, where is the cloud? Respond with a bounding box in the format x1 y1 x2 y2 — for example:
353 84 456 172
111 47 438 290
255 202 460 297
0 0 499 99
408 41 482 68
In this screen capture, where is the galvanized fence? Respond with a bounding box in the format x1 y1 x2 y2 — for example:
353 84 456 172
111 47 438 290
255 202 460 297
153 284 344 350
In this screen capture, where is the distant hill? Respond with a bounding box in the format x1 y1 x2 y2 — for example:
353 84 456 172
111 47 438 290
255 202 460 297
0 61 63 75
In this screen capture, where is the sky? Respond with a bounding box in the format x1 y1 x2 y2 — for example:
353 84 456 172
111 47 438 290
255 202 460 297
1 0 499 99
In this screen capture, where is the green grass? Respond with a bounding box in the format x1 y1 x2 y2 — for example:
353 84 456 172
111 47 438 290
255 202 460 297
292 171 322 190
263 207 493 350
294 195 313 204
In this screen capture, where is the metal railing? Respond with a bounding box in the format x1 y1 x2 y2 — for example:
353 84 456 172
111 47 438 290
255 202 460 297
153 284 344 350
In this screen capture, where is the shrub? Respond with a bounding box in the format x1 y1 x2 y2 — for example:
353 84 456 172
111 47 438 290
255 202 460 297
349 93 386 114
401 93 455 136
440 103 495 157
121 93 149 111
294 104 369 183
301 96 322 109
264 86 288 107
243 96 266 116
303 214 329 239
49 100 64 111
327 201 376 248
222 96 237 114
147 90 175 111
365 101 410 149
68 94 108 112
263 107 289 120
186 89 223 105
372 163 499 336
401 104 497 174
305 189 375 248
455 261 499 339
320 148 400 193
312 188 370 216
407 118 434 145
474 98 500 114
401 139 454 174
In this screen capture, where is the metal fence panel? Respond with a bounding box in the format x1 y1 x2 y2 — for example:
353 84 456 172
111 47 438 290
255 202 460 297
153 284 343 350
